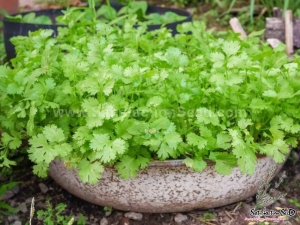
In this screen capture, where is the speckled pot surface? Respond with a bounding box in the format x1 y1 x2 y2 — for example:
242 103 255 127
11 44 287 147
49 157 285 213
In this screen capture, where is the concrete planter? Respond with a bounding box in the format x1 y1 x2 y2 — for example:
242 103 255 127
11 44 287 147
49 156 285 213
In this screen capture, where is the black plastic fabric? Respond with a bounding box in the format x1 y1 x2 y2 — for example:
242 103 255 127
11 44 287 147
3 5 192 59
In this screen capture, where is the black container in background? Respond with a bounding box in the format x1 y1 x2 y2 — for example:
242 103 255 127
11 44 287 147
3 9 65 60
3 4 192 60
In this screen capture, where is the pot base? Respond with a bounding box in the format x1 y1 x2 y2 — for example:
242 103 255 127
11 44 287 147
49 157 284 213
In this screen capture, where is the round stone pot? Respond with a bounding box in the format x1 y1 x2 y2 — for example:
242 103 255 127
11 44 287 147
49 156 286 213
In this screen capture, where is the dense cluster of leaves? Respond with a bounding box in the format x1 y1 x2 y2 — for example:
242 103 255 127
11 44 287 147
6 1 187 26
0 8 300 184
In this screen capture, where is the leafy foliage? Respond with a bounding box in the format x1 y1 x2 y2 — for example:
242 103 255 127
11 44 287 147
0 182 19 222
36 200 86 225
0 7 299 184
6 1 187 26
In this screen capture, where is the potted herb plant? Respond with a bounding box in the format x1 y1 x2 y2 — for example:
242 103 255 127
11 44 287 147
0 4 299 213
2 0 192 59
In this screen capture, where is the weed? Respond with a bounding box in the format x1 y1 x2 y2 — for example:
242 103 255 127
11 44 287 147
37 200 74 225
199 212 215 222
288 198 300 208
255 166 287 208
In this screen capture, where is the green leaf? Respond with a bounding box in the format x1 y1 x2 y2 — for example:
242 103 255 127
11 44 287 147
96 5 117 20
116 155 139 179
235 146 257 174
157 142 174 160
112 138 127 154
1 132 22 149
90 134 110 151
209 152 237 175
147 96 163 107
249 98 269 110
0 182 20 196
28 142 58 164
77 159 104 184
163 132 182 149
210 52 225 68
216 133 231 149
0 156 17 168
222 40 240 56
183 157 207 172
248 29 265 37
186 132 207 150
7 83 23 94
115 120 133 140
101 103 116 119
238 118 253 130
136 155 149 169
42 125 65 143
196 108 219 126
90 134 127 163
32 162 49 178
263 90 277 98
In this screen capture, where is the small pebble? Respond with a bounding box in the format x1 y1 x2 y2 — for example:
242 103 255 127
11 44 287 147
119 217 130 225
25 197 33 204
0 191 14 200
36 201 47 209
13 221 22 225
174 213 188 223
100 217 108 225
18 202 28 213
124 212 143 221
292 174 300 183
12 185 20 195
7 216 19 222
38 183 48 194
278 197 288 205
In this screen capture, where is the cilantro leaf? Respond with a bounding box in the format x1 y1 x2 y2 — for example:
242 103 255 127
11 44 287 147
1 132 22 149
183 157 207 172
42 125 65 143
196 108 219 126
216 133 231 149
90 134 127 163
222 40 240 56
186 132 207 150
116 155 139 179
209 152 237 175
77 159 104 184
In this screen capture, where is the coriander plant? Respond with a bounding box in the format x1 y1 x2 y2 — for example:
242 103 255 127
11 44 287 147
0 8 300 184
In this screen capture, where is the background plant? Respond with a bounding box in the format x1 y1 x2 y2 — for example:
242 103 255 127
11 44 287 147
0 182 19 222
258 0 300 17
255 166 287 208
36 200 87 225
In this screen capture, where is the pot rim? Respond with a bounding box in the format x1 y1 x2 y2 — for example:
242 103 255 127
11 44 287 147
145 151 290 167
